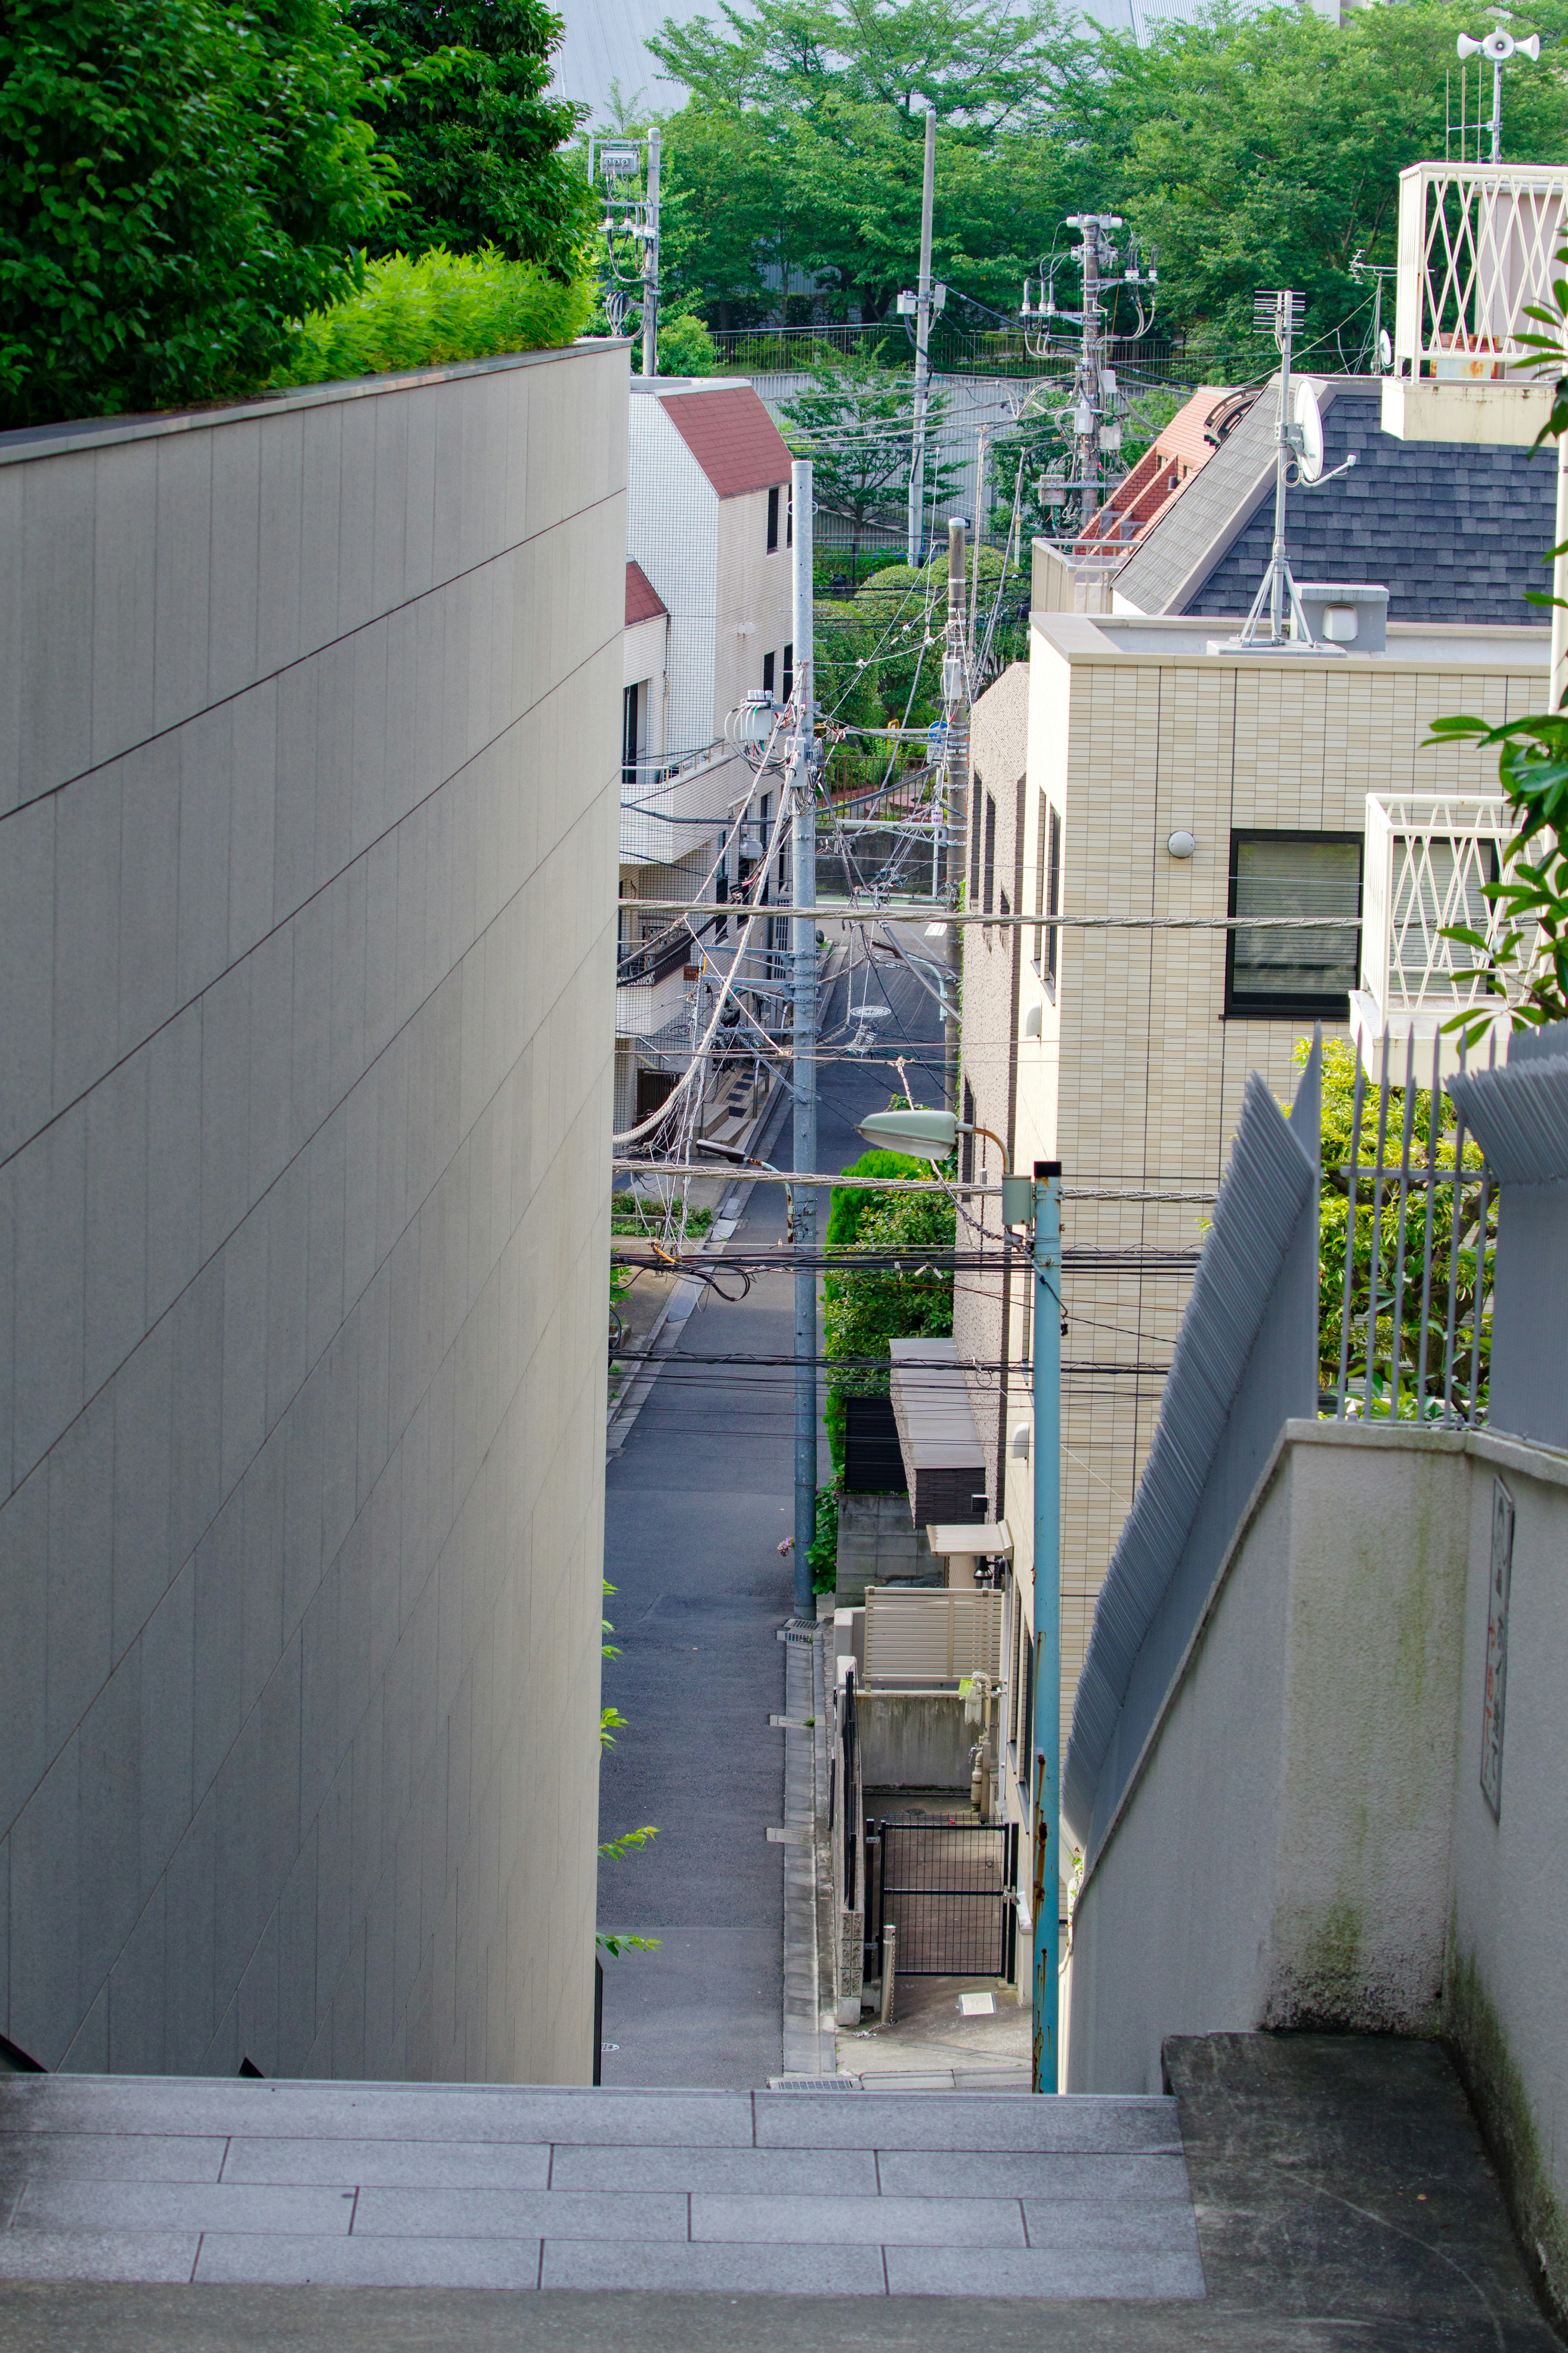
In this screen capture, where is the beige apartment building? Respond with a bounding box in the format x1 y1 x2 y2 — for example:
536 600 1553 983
954 606 1547 1889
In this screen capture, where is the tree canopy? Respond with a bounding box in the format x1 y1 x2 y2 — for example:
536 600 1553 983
635 0 1568 354
347 0 589 267
0 0 392 428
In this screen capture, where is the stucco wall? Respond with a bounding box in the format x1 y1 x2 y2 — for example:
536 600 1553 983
0 343 624 2083
1064 1415 1568 2318
1446 1431 1568 2320
1067 1423 1471 2093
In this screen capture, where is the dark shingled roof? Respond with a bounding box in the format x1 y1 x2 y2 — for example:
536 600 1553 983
1117 379 1555 629
625 558 666 627
657 385 792 500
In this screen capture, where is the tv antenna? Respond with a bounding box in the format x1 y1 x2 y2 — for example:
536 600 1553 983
1226 290 1357 653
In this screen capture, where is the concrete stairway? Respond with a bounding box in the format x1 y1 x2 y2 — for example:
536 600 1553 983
0 2076 1198 2297
0 2039 1557 2351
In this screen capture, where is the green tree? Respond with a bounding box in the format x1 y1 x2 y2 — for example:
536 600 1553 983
822 1144 955 1472
348 0 589 266
649 0 1089 324
1310 1038 1493 1419
782 344 960 577
0 0 392 429
1086 0 1568 365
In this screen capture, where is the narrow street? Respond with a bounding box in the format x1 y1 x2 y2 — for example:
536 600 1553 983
597 943 940 2086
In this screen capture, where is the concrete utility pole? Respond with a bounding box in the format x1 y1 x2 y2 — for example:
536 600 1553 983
1073 218 1103 520
642 127 661 381
1030 1161 1063 2095
940 514 969 1112
906 107 938 567
789 460 819 1621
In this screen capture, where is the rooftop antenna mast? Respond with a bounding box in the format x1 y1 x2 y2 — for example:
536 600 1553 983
1228 290 1356 652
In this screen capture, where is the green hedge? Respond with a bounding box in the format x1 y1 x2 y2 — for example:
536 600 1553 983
273 245 592 388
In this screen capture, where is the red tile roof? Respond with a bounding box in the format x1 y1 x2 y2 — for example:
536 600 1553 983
658 386 793 500
625 559 667 627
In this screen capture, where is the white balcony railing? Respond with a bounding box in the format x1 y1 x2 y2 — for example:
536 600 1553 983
1394 161 1568 378
1351 792 1532 1078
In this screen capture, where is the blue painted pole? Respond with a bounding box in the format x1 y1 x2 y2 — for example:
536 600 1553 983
1030 1160 1062 2094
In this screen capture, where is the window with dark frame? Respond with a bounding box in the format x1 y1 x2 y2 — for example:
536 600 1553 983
767 486 781 552
960 1081 976 1186
1225 831 1363 1017
762 650 775 696
782 642 793 703
969 778 984 903
982 792 997 917
1033 798 1062 992
621 682 640 784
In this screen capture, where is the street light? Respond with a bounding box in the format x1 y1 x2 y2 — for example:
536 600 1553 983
853 1104 1064 2092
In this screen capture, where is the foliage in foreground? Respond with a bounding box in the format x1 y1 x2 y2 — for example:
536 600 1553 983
599 1581 659 1957
0 0 391 429
1427 243 1568 1042
272 246 592 386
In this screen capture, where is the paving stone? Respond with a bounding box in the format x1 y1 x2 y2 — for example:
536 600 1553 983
753 2093 1181 2154
13 2181 354 2236
351 2187 686 2241
883 2245 1207 2299
1021 2199 1202 2256
540 2241 888 2295
0 2230 198 2282
690 2192 1026 2248
0 2133 226 2183
0 2081 754 2149
194 2233 543 2288
879 2153 1194 2202
549 2145 878 2196
221 2137 551 2190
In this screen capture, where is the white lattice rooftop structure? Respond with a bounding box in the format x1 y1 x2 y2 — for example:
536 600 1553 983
1350 792 1532 1079
1385 161 1568 445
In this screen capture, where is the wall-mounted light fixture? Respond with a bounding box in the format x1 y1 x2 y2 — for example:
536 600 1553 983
1167 830 1197 859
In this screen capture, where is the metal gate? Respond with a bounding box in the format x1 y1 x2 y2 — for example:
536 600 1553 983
873 1818 1018 1978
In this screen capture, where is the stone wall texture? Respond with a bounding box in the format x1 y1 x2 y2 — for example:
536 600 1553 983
0 343 626 2083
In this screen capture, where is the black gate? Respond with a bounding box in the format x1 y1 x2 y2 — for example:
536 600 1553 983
873 1818 1019 1978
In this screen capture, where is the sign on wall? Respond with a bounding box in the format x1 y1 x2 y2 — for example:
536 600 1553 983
1480 1478 1515 1822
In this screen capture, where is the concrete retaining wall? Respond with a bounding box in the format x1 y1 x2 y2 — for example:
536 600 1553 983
859 1692 973 1791
0 344 625 2083
1064 1418 1568 2322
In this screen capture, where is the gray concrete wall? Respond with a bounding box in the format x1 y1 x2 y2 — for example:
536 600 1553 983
1066 1423 1472 2092
0 344 626 2083
859 1693 973 1791
1446 1430 1568 2323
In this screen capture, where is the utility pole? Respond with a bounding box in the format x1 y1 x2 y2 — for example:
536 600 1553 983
1072 217 1103 521
905 108 937 566
789 459 818 1621
940 514 969 1113
641 127 661 380
1029 1160 1062 2094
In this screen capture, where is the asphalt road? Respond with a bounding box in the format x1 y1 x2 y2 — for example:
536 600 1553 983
597 937 944 2088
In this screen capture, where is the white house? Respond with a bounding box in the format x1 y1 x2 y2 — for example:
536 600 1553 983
617 379 797 1135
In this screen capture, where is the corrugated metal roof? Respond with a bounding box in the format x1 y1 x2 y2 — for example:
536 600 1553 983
625 558 666 626
655 384 793 500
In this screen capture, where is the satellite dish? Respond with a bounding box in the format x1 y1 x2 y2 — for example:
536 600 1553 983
1295 380 1326 482
1379 326 1394 373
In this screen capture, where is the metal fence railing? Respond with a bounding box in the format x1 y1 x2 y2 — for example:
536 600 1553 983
1324 1028 1499 1427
